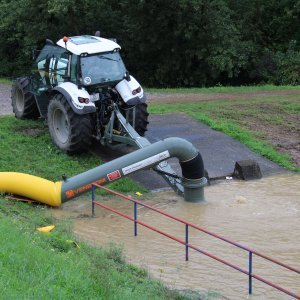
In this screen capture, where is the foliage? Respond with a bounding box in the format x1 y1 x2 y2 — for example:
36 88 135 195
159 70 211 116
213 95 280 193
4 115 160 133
273 41 300 85
0 0 299 86
118 0 249 87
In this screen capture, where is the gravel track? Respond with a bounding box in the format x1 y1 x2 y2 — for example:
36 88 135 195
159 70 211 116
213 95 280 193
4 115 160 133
0 84 12 115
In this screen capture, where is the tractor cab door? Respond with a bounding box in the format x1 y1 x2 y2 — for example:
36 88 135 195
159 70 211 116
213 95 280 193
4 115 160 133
31 43 69 95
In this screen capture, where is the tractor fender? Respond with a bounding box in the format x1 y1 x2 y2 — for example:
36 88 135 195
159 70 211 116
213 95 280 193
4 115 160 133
115 75 147 106
53 82 96 115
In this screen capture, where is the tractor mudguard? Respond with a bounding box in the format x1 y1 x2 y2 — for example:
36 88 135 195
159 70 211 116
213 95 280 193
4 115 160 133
53 82 96 115
115 75 147 106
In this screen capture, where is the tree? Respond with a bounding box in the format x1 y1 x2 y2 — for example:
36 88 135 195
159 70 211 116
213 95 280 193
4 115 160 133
0 0 299 85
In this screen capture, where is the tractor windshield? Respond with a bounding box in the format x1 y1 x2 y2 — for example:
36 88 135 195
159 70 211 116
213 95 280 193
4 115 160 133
80 51 126 86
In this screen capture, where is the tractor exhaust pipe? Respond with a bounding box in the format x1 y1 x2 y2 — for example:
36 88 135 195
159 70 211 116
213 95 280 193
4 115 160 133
62 137 206 203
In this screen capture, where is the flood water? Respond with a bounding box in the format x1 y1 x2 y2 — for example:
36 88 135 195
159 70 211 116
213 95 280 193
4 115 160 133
53 174 300 299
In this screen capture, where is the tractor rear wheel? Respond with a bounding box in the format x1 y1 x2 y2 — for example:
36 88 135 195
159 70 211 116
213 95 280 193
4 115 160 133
121 103 149 136
11 77 39 119
47 94 92 154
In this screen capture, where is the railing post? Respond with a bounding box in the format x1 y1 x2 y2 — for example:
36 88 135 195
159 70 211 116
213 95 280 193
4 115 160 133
92 184 95 217
134 201 137 236
185 224 189 261
248 251 253 295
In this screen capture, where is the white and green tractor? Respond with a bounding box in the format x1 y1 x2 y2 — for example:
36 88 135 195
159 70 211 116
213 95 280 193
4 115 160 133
11 34 149 153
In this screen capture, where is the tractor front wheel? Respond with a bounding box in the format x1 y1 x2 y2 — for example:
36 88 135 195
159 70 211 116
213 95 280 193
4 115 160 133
11 77 39 119
47 94 92 154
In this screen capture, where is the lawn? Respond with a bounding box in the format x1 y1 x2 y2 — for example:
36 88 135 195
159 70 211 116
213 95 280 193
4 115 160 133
0 115 145 193
148 94 300 172
0 198 192 300
146 84 300 94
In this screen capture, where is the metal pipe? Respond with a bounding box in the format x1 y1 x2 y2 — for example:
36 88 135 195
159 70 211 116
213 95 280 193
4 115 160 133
0 138 206 206
61 137 206 203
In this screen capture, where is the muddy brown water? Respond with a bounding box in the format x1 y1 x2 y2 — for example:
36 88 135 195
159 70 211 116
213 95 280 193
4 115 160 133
53 174 300 299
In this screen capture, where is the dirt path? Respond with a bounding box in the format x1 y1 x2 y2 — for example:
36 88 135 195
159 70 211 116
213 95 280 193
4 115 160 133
0 84 12 115
147 90 300 103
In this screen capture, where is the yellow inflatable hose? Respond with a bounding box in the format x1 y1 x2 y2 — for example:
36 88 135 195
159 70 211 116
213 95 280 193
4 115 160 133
0 172 62 207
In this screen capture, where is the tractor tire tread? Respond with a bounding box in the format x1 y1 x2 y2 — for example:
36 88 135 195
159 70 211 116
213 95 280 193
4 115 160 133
48 94 92 154
123 103 149 136
11 77 39 119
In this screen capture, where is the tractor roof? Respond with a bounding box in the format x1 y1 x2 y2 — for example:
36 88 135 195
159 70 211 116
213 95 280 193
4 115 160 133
56 35 121 55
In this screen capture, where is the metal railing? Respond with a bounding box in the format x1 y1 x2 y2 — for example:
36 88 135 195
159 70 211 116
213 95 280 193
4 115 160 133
91 183 300 299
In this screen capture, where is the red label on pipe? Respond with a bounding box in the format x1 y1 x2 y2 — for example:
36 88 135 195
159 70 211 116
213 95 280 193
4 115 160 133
107 170 121 181
65 178 106 199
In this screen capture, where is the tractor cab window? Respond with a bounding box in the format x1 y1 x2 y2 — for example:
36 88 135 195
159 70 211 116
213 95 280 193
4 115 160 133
80 51 126 86
70 54 78 84
31 44 69 94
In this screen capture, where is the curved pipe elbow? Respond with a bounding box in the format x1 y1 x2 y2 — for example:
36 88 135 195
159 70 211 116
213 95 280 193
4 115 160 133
162 137 205 179
161 137 199 162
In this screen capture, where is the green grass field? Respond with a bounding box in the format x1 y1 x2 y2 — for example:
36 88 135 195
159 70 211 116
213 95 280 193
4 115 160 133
0 115 145 193
146 84 300 94
0 77 12 84
149 95 300 172
0 198 195 300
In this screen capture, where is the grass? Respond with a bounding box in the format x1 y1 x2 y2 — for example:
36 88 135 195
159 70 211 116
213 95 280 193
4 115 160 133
0 198 194 300
0 115 146 194
146 84 300 94
0 116 212 299
0 77 12 84
148 96 300 172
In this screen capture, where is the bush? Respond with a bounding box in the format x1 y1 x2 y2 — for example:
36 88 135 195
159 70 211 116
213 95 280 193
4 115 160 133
273 41 300 85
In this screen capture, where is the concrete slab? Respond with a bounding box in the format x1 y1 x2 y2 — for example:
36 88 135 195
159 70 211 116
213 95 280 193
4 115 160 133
146 113 286 178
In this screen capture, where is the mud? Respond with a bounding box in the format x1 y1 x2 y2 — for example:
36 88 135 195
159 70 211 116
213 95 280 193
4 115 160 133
147 90 300 103
245 117 299 166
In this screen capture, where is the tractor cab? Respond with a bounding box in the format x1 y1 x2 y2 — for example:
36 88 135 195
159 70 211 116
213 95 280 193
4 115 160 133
32 42 69 93
32 35 125 94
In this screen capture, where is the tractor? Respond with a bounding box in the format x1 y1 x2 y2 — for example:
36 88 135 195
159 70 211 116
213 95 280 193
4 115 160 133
11 34 149 154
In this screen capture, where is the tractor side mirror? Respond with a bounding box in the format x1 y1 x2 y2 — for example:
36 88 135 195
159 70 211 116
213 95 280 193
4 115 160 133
125 71 131 81
32 50 39 61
